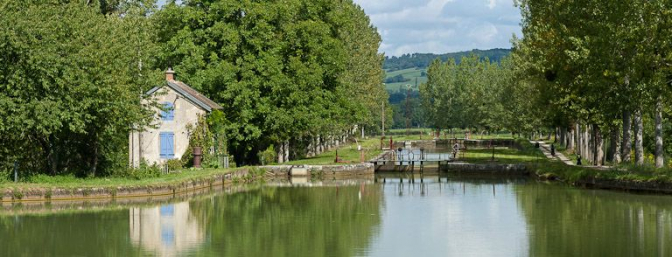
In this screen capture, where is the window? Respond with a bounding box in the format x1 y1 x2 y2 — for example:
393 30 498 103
161 102 174 121
160 132 174 159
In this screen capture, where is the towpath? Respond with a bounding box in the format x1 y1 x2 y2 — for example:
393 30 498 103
530 140 611 170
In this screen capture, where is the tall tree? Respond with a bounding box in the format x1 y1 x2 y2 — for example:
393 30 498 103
0 0 159 176
153 0 384 164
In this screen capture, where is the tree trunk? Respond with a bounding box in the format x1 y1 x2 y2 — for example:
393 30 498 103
91 137 99 177
554 128 558 143
560 127 567 147
585 125 592 164
593 124 603 166
609 125 621 163
40 137 58 176
568 125 575 151
622 110 632 163
655 99 664 168
284 140 290 162
277 143 284 164
576 124 582 157
634 109 644 166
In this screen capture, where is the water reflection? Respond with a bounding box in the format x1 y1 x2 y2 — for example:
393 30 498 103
187 185 382 256
367 175 529 257
129 202 204 256
0 177 672 256
516 183 672 256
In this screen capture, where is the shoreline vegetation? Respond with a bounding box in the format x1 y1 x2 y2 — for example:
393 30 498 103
0 137 383 202
0 1 390 181
4 134 672 204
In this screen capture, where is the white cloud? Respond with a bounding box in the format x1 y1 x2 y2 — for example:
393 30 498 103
353 0 522 56
487 0 497 9
468 23 498 44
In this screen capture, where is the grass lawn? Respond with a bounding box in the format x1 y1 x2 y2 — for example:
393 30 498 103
455 139 544 164
0 168 236 190
461 147 545 164
286 138 384 165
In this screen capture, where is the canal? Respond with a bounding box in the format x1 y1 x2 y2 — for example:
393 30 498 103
1 175 671 256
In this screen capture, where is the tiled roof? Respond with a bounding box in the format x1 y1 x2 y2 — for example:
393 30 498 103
169 81 223 110
146 81 223 112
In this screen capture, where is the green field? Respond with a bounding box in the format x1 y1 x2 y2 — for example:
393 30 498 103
384 68 427 92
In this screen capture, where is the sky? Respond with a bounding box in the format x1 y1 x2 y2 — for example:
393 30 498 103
157 0 523 57
354 0 523 56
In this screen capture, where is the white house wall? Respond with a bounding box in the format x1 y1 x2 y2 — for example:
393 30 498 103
129 87 206 167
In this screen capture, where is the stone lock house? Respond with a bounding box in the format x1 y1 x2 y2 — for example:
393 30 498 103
129 69 223 168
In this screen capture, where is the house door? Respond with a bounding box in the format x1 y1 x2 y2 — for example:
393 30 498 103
160 132 175 159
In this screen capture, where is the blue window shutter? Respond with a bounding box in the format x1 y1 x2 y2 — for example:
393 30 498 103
161 102 174 121
160 132 175 159
160 133 168 158
167 133 174 158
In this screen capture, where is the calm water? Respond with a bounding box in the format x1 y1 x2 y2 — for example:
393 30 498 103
1 176 672 257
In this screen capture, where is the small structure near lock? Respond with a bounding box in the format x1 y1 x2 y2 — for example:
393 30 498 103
129 68 223 168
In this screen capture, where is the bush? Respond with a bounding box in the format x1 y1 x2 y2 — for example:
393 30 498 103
166 159 184 171
0 169 10 184
129 160 162 179
258 145 276 165
24 174 80 184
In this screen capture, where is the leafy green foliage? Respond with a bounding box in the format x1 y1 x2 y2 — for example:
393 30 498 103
0 0 160 177
514 0 672 166
384 49 512 71
257 145 276 166
385 74 410 84
421 55 517 133
182 114 215 167
153 0 386 164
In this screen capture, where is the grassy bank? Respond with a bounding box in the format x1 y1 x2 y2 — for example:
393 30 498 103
530 160 672 184
286 138 384 165
0 168 239 190
517 138 672 186
0 138 382 190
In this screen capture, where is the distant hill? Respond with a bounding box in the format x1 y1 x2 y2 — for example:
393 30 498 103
383 48 512 71
384 68 426 92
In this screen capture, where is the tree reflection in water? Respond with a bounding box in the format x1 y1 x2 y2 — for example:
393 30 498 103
517 183 672 256
187 185 383 257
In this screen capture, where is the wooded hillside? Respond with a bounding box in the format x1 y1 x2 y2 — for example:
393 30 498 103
384 48 511 71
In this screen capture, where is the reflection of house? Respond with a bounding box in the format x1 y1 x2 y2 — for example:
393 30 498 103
129 202 204 256
129 69 223 167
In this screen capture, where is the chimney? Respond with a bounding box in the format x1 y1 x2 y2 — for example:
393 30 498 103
165 68 175 81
